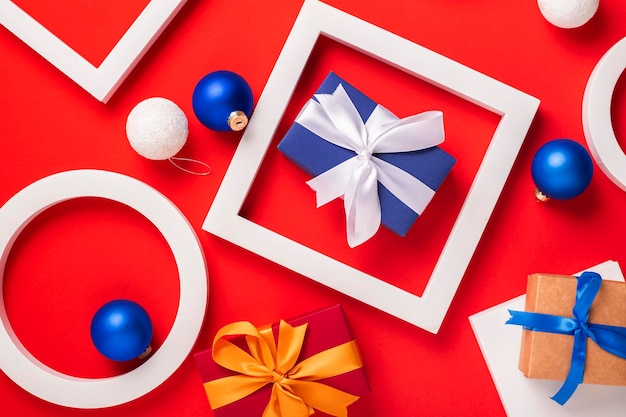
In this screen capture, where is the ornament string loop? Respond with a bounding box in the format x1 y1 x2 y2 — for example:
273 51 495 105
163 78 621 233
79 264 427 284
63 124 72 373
168 157 212 176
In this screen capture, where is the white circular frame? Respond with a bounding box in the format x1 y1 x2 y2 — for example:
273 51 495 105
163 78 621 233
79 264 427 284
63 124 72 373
583 36 626 191
0 170 208 409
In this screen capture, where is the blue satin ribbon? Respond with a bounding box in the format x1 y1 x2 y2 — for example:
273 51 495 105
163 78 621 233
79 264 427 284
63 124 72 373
506 271 626 405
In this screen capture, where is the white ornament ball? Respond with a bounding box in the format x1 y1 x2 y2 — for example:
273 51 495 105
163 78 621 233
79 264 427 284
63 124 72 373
126 97 188 160
537 0 599 29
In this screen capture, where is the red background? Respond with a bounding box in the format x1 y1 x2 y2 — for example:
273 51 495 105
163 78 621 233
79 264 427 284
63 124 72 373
1 0 626 416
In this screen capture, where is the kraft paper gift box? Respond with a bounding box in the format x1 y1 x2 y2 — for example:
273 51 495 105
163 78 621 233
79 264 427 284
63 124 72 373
277 72 455 244
194 305 369 417
507 272 626 404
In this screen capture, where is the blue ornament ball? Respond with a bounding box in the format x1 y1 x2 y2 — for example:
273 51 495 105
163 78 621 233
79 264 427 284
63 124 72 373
192 70 254 132
531 139 593 200
91 300 153 362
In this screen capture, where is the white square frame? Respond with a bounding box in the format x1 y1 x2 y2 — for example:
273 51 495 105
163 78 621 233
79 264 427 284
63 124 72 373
0 0 187 102
203 0 540 334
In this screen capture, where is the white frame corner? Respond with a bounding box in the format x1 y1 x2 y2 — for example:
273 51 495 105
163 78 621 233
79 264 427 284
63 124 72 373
0 0 188 102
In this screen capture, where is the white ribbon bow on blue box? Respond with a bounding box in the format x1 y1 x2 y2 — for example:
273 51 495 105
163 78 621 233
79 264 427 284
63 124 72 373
278 72 455 247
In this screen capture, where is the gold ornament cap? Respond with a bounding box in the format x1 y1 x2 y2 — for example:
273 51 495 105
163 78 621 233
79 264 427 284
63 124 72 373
138 344 153 359
228 111 248 131
534 188 550 202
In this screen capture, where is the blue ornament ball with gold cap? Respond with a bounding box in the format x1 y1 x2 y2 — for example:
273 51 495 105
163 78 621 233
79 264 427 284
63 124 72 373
192 70 254 132
531 139 593 201
90 300 153 362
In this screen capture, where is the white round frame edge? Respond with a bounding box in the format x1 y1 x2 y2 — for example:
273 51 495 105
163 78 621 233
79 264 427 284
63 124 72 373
583 36 626 191
0 169 208 409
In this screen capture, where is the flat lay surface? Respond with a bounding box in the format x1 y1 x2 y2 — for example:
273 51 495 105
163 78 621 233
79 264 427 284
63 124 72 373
1 1 626 416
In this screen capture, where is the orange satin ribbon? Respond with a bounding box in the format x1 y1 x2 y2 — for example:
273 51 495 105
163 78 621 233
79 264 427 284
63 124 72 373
203 320 363 417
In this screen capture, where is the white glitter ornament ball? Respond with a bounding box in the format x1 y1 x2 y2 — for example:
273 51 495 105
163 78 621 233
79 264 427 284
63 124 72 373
537 0 599 29
126 97 188 160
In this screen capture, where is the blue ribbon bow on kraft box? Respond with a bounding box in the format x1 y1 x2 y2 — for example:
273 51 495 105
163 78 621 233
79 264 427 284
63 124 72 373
277 72 455 247
507 272 626 405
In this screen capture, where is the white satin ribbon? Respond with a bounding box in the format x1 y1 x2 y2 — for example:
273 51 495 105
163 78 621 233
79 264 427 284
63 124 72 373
295 83 445 247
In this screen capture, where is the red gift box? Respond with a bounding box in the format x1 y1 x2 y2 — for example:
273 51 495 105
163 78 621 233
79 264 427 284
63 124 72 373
194 305 369 417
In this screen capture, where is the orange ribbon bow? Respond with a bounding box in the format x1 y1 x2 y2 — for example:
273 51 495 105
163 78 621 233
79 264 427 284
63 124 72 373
203 320 363 417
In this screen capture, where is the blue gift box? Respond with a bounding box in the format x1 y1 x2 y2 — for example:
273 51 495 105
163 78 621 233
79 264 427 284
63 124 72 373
277 72 456 237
